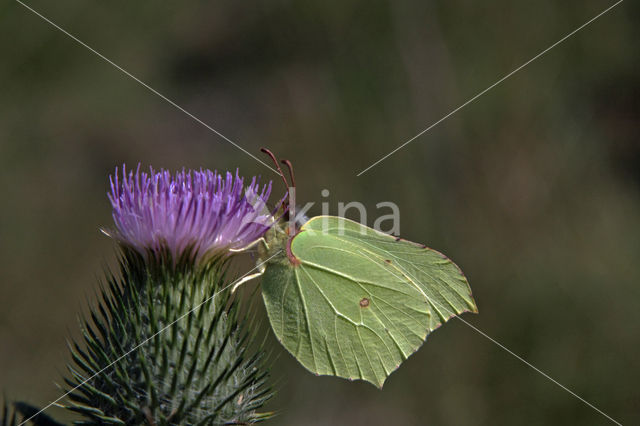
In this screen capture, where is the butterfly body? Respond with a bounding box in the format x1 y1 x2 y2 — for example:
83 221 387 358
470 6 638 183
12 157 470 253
252 149 476 387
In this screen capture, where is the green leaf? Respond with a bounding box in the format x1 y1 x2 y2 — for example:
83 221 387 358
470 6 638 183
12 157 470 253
262 216 477 388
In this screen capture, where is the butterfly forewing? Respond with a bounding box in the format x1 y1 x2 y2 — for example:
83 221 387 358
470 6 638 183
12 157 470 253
303 217 478 327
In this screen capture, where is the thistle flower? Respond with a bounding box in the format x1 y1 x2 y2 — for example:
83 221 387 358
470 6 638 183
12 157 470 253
56 164 278 424
108 165 276 261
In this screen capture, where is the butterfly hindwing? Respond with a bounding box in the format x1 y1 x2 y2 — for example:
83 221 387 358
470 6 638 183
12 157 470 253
261 216 477 387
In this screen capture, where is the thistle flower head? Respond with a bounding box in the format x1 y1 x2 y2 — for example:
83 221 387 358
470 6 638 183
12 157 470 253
107 164 276 261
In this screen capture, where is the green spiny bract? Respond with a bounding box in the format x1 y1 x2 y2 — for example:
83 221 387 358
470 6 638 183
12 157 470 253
63 249 273 425
2 400 19 426
2 400 62 426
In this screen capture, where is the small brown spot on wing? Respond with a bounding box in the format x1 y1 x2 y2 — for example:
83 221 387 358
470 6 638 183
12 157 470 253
359 297 370 308
384 259 392 264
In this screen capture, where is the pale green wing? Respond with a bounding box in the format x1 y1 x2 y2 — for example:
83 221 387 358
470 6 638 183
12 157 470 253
304 217 479 329
261 216 477 388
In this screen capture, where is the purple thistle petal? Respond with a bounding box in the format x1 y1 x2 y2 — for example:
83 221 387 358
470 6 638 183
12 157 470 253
107 164 278 262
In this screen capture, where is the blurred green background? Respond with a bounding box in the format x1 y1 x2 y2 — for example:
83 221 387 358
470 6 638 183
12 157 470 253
1 0 638 424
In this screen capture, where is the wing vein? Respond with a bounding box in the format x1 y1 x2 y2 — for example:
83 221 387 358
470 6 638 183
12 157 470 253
294 267 318 371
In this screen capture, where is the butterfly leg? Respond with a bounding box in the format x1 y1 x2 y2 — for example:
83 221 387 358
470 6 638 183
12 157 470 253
229 237 269 253
231 270 265 293
230 237 270 293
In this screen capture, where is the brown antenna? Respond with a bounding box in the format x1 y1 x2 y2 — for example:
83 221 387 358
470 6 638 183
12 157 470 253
260 147 289 190
280 159 296 189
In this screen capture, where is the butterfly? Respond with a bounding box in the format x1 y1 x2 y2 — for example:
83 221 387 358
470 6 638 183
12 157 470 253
233 149 477 388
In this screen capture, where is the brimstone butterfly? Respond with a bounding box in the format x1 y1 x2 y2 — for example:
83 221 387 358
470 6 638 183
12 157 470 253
235 149 477 388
